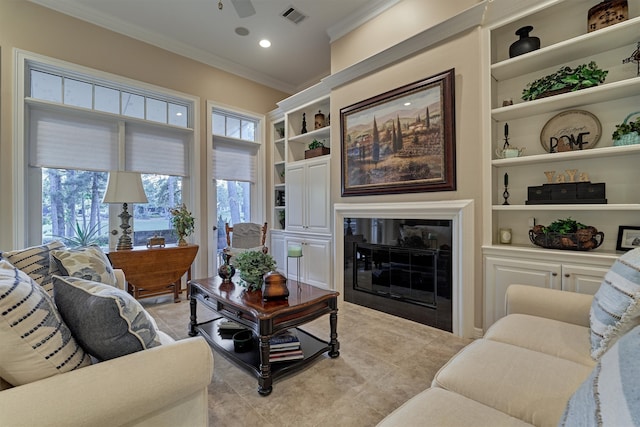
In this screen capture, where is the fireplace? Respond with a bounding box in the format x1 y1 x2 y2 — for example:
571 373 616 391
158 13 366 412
334 201 474 338
344 218 453 332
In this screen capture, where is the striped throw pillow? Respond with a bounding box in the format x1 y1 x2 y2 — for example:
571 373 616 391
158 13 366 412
559 324 640 426
590 248 640 360
0 260 91 386
0 240 65 297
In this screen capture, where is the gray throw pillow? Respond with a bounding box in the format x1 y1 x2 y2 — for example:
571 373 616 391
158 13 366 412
53 275 161 361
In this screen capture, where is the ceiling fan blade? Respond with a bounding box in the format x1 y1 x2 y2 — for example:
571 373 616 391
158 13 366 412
230 0 255 18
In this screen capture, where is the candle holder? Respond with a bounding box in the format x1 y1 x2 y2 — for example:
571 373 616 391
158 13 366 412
286 245 303 291
503 185 510 205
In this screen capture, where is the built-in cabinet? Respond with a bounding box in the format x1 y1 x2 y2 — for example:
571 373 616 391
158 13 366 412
268 88 332 289
484 247 614 327
483 0 640 329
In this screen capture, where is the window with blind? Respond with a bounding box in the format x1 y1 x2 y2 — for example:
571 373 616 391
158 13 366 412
23 56 195 246
212 108 260 241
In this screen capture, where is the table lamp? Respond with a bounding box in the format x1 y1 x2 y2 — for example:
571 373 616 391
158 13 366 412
103 171 148 250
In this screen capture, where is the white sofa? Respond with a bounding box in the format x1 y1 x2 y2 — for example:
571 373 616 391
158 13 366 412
0 249 214 427
378 284 624 427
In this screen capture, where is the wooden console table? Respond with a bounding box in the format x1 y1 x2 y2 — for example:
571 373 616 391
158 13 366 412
107 244 198 302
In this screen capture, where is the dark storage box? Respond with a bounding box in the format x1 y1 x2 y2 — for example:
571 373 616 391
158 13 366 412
577 182 606 199
549 183 577 200
527 186 551 201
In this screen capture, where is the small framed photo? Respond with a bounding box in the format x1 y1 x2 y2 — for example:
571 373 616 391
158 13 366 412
616 226 640 251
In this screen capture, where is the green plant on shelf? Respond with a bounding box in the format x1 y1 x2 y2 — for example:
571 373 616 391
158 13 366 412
612 115 640 141
521 61 608 101
308 139 324 150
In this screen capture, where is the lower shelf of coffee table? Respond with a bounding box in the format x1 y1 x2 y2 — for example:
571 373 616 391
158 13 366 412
195 317 330 379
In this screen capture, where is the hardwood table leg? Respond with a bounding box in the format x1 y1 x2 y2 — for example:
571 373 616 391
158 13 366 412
257 335 273 396
173 279 180 303
329 310 340 358
188 294 198 337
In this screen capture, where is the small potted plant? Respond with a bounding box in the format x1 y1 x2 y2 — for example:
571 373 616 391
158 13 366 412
233 251 277 291
612 112 640 146
169 203 195 246
521 61 608 101
304 139 330 159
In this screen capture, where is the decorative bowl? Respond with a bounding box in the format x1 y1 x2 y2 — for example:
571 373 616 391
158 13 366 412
529 229 604 251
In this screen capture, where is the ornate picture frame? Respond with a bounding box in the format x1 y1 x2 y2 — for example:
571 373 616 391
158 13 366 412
340 69 456 196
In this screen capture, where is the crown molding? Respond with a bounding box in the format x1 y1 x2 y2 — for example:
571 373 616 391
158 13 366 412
27 0 298 94
326 0 402 43
322 2 487 90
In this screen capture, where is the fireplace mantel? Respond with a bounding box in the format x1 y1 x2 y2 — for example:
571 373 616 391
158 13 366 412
334 200 475 338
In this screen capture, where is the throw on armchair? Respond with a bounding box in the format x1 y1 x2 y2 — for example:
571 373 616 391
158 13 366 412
224 222 268 256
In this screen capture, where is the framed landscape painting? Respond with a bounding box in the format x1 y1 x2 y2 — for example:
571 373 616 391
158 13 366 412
340 69 456 196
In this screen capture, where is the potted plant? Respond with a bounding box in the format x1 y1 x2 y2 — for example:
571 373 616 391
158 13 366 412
304 139 330 159
612 112 640 146
233 251 277 291
169 203 195 246
529 217 604 251
521 61 608 101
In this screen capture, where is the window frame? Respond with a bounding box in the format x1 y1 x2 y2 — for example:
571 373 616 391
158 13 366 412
206 100 266 276
13 49 201 253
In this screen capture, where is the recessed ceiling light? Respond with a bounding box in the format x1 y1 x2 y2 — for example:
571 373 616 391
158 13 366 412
235 27 250 36
259 39 271 48
404 102 411 106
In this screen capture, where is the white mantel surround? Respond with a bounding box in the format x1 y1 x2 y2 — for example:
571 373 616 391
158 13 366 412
334 200 475 338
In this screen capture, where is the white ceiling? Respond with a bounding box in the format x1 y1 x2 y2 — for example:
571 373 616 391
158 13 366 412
28 0 400 94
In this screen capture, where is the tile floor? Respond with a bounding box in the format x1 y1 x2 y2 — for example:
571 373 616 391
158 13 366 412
143 295 470 427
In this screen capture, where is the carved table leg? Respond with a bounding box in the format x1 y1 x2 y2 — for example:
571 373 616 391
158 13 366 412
258 335 273 396
188 294 198 337
329 310 340 358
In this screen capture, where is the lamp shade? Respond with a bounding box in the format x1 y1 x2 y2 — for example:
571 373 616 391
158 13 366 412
103 171 148 204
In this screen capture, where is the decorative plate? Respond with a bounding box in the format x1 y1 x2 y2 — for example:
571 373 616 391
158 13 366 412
540 110 601 153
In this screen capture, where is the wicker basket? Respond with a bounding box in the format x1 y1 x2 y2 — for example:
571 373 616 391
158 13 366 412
613 112 640 146
529 229 604 251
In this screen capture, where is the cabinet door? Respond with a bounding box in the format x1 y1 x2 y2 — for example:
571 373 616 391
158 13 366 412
285 164 305 232
484 256 562 328
302 238 331 289
306 159 330 234
561 264 608 295
270 232 286 274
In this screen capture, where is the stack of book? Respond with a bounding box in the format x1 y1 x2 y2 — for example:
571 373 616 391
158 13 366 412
269 330 303 362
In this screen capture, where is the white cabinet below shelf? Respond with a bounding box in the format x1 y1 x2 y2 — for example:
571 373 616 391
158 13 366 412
283 234 332 290
270 230 286 274
483 248 614 329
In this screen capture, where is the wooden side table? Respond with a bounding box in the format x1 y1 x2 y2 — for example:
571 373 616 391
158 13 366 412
107 244 198 302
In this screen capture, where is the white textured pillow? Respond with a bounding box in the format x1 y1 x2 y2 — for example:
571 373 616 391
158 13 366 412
590 248 640 360
50 245 116 286
559 324 640 426
0 240 66 297
53 276 161 361
0 260 91 386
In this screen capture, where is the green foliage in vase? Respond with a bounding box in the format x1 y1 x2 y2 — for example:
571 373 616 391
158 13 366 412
169 203 195 239
234 251 276 291
521 61 608 101
612 115 640 141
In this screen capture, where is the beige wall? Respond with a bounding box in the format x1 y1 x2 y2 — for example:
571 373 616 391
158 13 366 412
0 1 287 264
330 1 485 329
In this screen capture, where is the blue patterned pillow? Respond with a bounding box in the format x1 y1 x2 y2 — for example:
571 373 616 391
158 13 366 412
559 324 640 426
590 248 640 360
0 260 90 386
50 245 116 286
0 240 66 297
53 276 161 361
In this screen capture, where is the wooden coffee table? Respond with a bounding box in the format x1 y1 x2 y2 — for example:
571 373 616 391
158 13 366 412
188 276 339 396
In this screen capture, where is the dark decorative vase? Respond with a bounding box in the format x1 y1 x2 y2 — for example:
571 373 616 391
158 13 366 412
218 252 235 283
509 26 540 58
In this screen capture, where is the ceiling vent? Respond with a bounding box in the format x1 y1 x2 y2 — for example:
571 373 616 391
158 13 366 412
281 6 307 24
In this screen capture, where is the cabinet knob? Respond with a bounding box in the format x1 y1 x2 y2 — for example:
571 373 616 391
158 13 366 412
564 274 570 278
552 273 558 276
